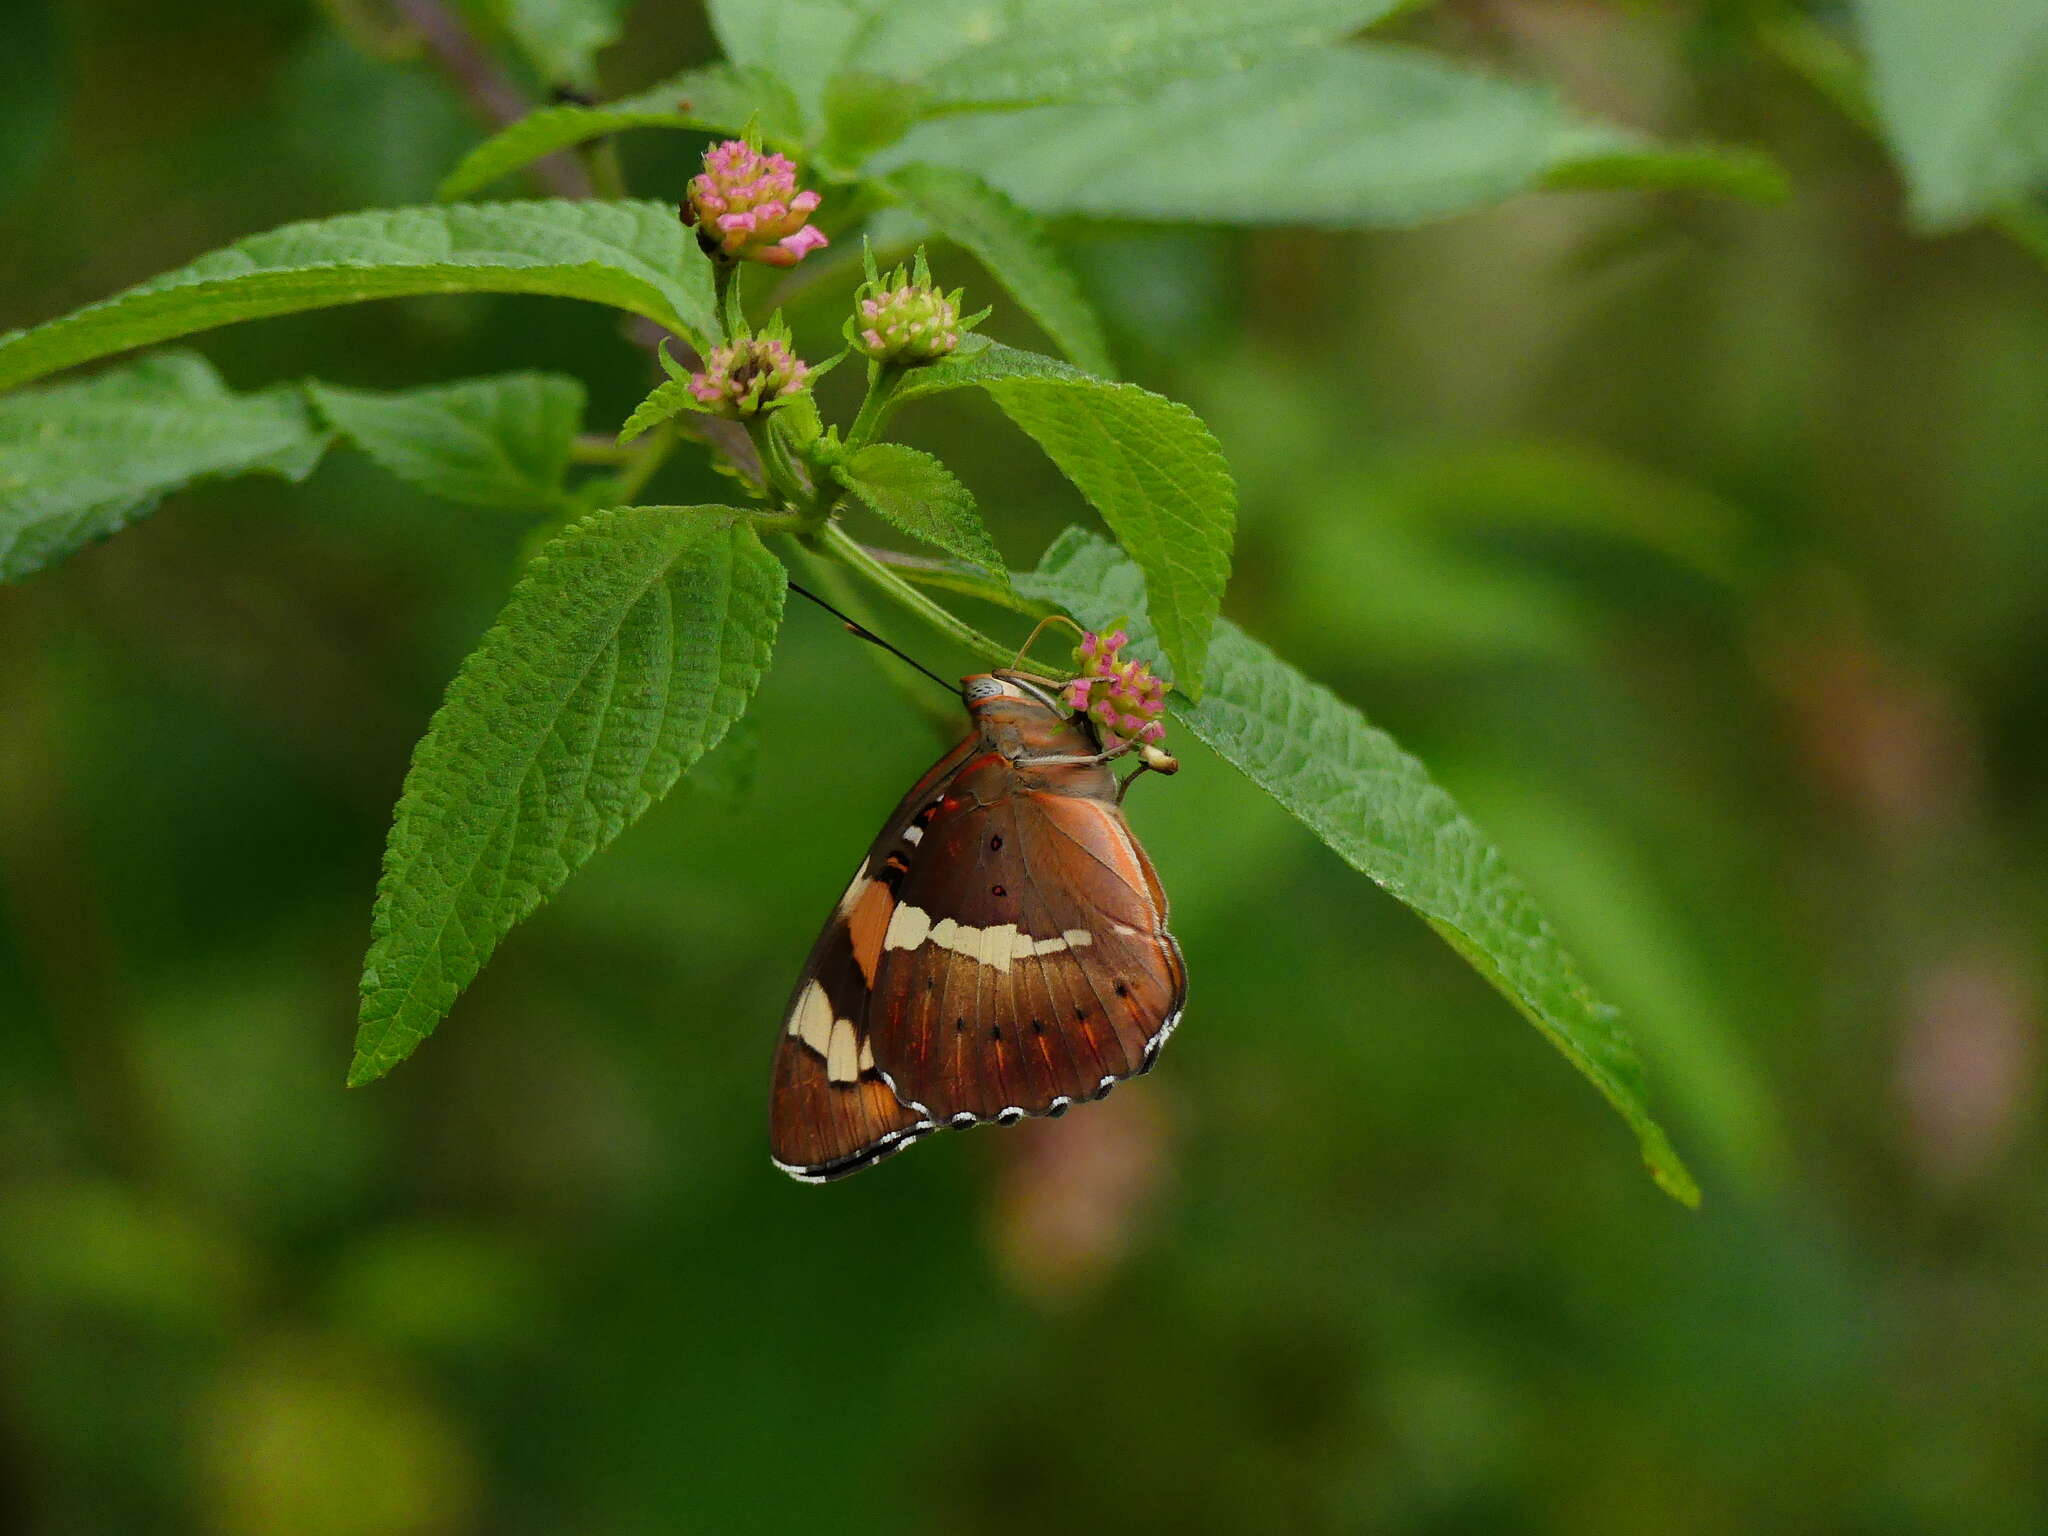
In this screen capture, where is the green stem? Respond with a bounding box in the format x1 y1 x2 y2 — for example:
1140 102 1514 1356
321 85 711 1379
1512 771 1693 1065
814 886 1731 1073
843 362 902 453
817 520 1012 665
570 433 638 465
751 416 815 511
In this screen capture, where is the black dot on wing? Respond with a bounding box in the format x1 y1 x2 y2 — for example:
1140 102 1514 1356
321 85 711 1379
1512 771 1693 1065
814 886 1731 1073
1114 980 1130 998
954 1016 966 1033
989 834 1003 850
1073 1004 1088 1020
1030 1019 1044 1034
991 883 1007 897
989 1024 1003 1041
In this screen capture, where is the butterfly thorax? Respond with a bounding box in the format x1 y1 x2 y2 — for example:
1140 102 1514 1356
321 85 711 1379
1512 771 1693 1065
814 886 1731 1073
960 672 1114 800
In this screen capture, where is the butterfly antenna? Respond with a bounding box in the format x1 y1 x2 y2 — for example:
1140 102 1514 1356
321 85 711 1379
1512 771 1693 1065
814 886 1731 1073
786 581 962 698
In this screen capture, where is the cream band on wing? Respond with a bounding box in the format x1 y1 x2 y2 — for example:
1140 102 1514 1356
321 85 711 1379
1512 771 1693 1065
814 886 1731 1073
880 904 1094 973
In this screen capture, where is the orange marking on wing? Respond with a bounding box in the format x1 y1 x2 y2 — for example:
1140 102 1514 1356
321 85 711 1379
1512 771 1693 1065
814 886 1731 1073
847 878 895 987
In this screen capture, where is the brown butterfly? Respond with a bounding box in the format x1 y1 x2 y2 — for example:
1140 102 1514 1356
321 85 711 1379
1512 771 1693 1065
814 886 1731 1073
770 668 1185 1182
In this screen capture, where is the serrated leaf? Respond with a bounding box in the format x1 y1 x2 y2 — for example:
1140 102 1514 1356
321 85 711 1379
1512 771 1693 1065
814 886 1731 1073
616 377 700 445
0 351 328 583
882 44 1774 225
855 0 1403 111
888 336 1089 406
350 507 784 1086
886 163 1113 375
1023 528 1699 1206
910 347 1228 695
438 66 784 200
833 442 1003 572
0 200 718 395
309 371 584 513
1854 0 2048 230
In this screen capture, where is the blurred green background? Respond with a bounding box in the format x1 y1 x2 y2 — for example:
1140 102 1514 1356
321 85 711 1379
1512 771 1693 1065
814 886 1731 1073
4 1 2046 1531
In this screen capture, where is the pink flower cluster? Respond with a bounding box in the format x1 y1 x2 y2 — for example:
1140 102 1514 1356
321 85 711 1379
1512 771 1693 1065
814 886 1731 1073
1064 627 1168 745
856 282 963 361
684 140 828 267
688 335 809 417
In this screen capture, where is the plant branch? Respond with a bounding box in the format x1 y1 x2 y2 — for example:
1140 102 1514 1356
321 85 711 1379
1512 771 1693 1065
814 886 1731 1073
816 520 1013 666
387 0 594 198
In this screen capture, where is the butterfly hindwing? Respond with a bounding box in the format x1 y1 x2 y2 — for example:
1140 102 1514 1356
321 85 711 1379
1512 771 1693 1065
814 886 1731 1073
767 737 976 1181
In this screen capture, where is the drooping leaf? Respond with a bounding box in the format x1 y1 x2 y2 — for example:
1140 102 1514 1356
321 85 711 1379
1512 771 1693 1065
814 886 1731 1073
350 507 784 1086
310 372 585 513
833 442 1004 573
0 200 718 394
881 45 1777 225
1023 527 1699 1206
488 0 629 91
886 163 1113 374
1854 0 2048 230
851 0 1402 111
0 351 328 583
437 66 786 200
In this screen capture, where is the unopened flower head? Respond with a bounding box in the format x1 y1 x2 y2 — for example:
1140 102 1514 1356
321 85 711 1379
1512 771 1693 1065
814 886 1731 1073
684 138 828 267
847 246 987 364
1063 623 1168 745
688 331 809 417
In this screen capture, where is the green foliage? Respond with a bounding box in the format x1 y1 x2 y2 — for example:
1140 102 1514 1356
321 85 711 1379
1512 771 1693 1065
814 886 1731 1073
487 0 628 91
1540 122 1792 202
0 352 327 582
1855 0 2048 229
833 442 1003 573
885 164 1112 374
349 508 783 1086
850 0 1404 110
0 201 719 393
437 66 773 199
616 377 697 446
885 45 1784 225
705 0 867 134
1024 528 1698 1205
310 372 585 513
979 364 1235 699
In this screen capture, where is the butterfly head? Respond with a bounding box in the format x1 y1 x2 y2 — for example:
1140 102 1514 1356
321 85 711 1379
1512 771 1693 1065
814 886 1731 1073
961 670 1068 715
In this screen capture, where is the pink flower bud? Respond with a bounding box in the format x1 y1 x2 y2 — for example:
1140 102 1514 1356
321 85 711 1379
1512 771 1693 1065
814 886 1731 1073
684 141 828 267
687 334 809 418
1064 622 1167 750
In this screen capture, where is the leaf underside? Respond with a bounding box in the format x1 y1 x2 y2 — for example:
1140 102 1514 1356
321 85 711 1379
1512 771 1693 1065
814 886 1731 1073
1022 527 1700 1206
833 441 1005 573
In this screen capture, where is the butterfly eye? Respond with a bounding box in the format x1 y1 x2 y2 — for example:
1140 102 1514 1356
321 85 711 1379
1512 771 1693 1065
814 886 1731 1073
962 677 1007 702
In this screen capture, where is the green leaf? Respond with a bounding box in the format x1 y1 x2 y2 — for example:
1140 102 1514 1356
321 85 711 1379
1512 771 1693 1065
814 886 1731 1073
706 0 869 133
616 377 699 446
437 66 784 200
858 0 1403 111
309 371 584 513
1541 121 1790 203
981 355 1233 696
886 163 1113 375
0 200 718 395
882 45 1772 225
0 351 328 583
1854 0 2048 230
349 508 784 1086
833 442 1003 572
888 336 1090 406
489 0 628 91
1023 528 1699 1206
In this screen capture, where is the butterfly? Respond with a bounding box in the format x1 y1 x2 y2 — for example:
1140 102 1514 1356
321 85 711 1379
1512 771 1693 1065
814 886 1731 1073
770 668 1185 1182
